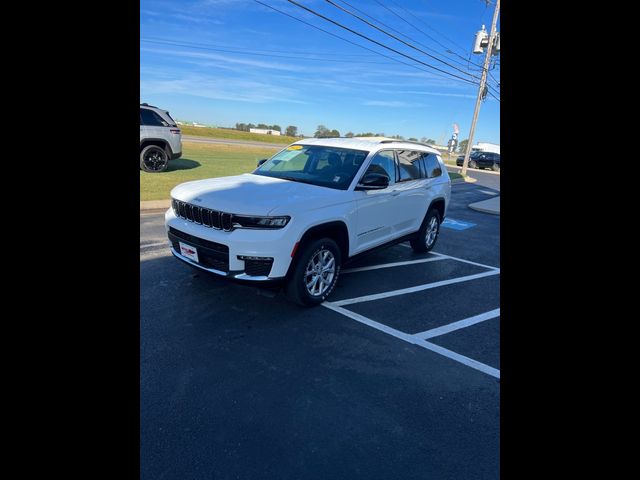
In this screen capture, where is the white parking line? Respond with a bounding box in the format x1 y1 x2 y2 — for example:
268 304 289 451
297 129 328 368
331 269 500 307
322 302 417 343
430 252 500 271
140 242 168 249
414 308 500 340
322 302 500 379
342 255 446 274
399 246 500 271
418 340 500 379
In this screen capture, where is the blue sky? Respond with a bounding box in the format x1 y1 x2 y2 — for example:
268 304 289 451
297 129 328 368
140 0 500 144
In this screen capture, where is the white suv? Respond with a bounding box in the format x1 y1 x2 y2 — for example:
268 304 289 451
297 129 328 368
165 137 451 306
140 103 182 172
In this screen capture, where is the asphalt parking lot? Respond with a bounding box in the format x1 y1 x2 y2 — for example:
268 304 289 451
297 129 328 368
140 181 500 480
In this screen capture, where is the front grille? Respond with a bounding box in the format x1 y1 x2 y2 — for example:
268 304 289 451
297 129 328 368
244 258 274 277
169 227 229 272
172 199 229 231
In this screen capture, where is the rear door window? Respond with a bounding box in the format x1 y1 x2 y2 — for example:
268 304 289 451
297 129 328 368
396 150 423 181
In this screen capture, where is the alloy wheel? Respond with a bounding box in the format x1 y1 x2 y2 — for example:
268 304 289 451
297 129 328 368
425 216 439 247
304 249 336 297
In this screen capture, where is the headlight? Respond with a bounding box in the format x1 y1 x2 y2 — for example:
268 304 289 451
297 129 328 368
231 215 291 229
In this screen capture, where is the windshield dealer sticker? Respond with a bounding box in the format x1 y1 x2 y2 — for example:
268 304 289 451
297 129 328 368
287 145 303 150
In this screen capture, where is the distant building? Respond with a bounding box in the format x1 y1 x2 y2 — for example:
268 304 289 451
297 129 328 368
471 142 500 154
249 128 281 136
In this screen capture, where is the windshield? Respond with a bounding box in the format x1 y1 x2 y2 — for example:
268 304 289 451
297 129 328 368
253 145 369 190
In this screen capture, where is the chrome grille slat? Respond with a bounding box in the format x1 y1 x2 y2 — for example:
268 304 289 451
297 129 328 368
193 206 203 224
211 211 221 229
202 208 211 227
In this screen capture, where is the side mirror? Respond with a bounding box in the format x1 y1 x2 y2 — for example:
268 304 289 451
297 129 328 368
257 158 268 167
356 173 389 190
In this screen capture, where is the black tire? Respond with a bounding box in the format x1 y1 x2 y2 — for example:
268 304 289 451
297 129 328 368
410 209 442 253
469 160 478 169
285 237 342 306
492 162 500 171
140 145 169 173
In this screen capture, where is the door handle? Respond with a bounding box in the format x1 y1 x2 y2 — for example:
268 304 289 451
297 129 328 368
391 191 401 196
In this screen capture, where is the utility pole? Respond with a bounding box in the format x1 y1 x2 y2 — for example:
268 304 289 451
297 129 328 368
460 0 500 177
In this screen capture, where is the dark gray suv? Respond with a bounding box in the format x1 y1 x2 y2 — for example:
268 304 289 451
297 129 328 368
456 151 500 171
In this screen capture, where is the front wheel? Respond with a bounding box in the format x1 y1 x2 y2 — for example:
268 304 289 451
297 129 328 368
285 238 341 306
492 162 500 171
140 145 169 172
469 160 478 169
410 209 441 253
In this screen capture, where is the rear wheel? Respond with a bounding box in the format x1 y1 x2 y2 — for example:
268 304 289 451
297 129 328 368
410 209 441 253
285 238 341 306
469 160 478 169
492 162 500 171
140 145 169 172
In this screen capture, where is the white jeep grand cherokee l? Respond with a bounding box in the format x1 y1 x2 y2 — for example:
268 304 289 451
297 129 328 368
165 137 451 306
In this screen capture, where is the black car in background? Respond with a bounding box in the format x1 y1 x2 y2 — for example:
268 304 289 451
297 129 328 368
456 151 500 171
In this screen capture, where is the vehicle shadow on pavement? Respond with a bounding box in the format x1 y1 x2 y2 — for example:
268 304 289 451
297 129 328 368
166 158 201 172
140 253 309 321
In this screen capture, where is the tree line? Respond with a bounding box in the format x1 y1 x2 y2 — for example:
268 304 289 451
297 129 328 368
235 123 300 137
234 122 464 149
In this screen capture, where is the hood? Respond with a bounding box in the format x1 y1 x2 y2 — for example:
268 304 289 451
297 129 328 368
170 173 348 216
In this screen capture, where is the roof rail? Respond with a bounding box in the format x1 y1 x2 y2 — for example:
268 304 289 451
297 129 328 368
140 102 158 108
379 139 438 149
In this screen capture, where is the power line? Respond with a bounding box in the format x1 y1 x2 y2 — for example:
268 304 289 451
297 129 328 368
251 0 498 99
372 0 483 68
141 38 403 65
253 0 473 84
142 36 382 58
324 0 480 81
382 0 473 59
331 0 480 73
281 0 478 86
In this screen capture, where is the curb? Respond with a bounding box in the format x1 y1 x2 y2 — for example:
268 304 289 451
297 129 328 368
450 176 478 185
141 199 170 211
468 196 500 215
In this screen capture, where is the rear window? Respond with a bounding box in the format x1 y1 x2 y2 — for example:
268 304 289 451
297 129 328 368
140 108 170 127
163 111 177 127
422 153 443 178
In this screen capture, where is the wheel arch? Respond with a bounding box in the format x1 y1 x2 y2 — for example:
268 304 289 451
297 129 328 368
287 221 350 276
428 197 446 222
140 138 173 155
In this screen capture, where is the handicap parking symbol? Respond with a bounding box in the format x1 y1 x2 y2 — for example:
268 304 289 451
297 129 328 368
442 218 476 231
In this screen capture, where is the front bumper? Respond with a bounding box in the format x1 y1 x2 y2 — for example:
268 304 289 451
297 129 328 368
170 248 285 285
165 208 295 281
